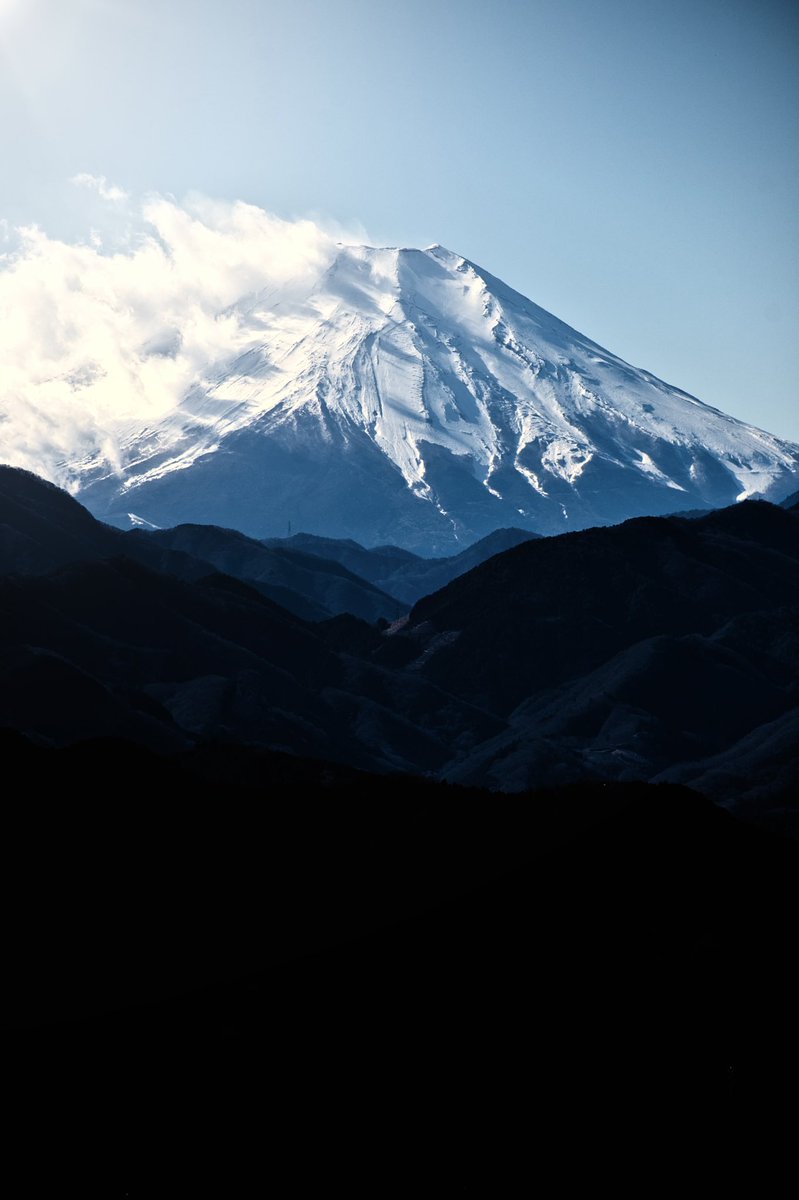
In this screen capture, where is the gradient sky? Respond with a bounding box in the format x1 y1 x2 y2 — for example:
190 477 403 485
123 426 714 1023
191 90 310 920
1 0 797 440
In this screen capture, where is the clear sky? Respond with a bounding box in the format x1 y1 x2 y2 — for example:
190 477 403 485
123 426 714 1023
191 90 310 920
1 0 797 440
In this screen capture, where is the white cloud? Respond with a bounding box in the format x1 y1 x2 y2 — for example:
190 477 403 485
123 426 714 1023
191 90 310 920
0 189 366 488
70 173 129 204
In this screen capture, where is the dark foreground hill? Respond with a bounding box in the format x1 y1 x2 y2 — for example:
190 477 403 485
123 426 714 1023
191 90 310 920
4 731 798 1184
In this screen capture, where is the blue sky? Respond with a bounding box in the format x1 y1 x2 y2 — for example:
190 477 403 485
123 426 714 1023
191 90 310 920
1 0 797 440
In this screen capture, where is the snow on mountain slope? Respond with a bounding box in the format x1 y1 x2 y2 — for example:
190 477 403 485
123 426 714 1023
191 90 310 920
38 244 799 550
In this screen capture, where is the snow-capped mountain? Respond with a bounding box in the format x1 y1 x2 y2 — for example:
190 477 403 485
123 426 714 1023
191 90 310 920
71 244 799 551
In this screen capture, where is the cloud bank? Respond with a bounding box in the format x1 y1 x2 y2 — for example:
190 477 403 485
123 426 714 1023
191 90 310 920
0 182 364 486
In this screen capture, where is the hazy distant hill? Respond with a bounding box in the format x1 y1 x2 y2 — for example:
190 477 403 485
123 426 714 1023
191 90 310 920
263 525 540 604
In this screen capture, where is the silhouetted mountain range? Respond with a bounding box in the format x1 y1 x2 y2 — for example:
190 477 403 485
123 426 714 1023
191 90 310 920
1 466 535 622
2 464 797 830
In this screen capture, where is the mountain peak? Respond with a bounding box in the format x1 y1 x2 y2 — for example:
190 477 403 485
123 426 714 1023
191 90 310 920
27 242 799 552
